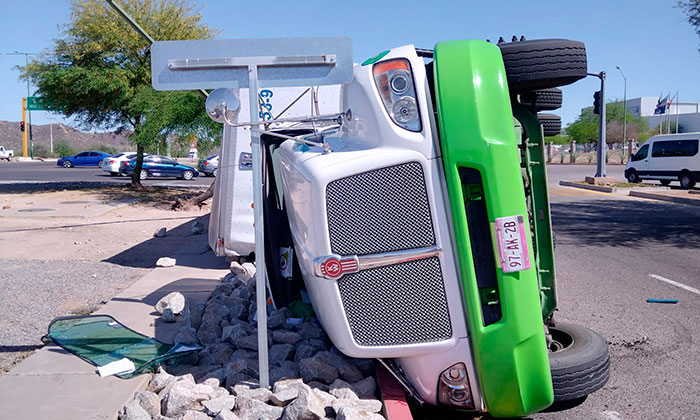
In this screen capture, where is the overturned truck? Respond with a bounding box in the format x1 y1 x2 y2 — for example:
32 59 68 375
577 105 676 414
153 36 610 417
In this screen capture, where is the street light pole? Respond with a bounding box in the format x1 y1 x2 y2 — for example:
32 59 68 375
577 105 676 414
616 66 627 162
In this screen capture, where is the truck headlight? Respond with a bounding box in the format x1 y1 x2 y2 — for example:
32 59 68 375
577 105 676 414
437 362 474 409
373 58 422 132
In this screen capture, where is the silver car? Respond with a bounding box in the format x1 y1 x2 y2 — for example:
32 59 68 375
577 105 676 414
198 154 219 177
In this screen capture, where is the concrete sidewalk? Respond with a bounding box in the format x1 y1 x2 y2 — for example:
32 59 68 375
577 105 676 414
0 237 229 420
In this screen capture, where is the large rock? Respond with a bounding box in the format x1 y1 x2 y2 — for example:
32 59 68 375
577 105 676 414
229 261 247 277
215 409 242 420
183 410 211 420
270 362 300 384
156 257 177 267
281 386 326 420
298 322 327 341
272 330 302 345
133 390 161 418
222 324 248 345
336 406 385 420
155 292 186 315
119 401 151 420
294 343 319 363
331 398 383 414
154 227 167 237
232 383 272 403
269 343 294 365
197 322 222 345
174 326 200 346
161 308 177 323
161 380 213 417
226 359 260 382
315 351 363 383
352 377 377 400
329 379 359 400
299 357 339 385
202 395 236 416
147 369 176 393
234 396 283 420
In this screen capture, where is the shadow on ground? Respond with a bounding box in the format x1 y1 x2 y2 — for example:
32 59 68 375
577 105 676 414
105 214 214 269
551 199 700 248
0 182 208 209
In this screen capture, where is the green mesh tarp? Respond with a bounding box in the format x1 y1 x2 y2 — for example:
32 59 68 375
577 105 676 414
42 315 202 378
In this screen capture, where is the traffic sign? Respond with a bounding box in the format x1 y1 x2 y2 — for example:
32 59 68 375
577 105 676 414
26 96 49 111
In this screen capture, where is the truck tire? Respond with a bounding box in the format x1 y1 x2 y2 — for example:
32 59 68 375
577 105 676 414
548 322 610 402
538 114 561 137
519 88 563 111
499 39 587 92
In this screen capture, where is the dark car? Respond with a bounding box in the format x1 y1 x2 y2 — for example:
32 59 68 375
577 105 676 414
120 155 199 180
57 151 111 168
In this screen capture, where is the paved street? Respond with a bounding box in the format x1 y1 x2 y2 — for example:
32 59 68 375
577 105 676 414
536 165 700 420
0 161 213 187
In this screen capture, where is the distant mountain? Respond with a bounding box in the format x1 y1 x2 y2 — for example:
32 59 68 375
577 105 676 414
0 120 133 153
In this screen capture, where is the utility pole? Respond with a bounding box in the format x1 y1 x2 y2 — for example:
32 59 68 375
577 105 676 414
589 71 607 177
616 66 627 162
1 51 38 158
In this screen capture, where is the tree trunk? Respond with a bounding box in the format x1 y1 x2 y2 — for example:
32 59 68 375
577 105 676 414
130 143 145 187
173 181 215 210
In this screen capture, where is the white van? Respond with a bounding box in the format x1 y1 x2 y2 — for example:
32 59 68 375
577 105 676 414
625 133 700 188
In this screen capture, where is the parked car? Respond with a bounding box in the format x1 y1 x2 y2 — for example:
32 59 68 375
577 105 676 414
57 151 111 168
625 133 700 188
0 146 13 161
120 155 199 180
198 155 219 177
100 152 140 176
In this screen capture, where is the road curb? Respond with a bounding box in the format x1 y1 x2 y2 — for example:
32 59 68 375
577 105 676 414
559 181 614 193
628 190 700 207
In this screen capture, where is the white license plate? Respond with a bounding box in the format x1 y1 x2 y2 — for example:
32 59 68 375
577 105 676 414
494 215 531 273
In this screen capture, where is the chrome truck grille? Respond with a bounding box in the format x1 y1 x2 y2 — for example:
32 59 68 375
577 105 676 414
326 162 452 346
326 162 435 255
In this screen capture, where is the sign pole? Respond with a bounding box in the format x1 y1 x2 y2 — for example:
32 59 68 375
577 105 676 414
248 64 270 389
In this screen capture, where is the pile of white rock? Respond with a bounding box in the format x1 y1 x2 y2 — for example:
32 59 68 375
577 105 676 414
119 267 385 420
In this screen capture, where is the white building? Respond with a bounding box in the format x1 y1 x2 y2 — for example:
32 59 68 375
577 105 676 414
625 97 700 133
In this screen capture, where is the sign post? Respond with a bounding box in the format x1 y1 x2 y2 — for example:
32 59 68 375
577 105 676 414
151 37 353 388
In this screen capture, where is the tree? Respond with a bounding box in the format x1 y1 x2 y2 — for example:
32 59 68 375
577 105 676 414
24 0 219 186
679 1 700 51
565 100 647 145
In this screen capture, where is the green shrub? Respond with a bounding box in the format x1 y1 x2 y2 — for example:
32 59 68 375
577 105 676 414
94 144 118 155
33 143 54 158
54 142 75 157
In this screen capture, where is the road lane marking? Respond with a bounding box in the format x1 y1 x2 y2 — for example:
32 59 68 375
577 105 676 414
649 274 700 296
550 189 575 197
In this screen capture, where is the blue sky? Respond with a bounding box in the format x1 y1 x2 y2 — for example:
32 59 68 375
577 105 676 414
1 0 699 133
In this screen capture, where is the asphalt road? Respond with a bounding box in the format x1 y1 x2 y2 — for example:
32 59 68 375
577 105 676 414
3 161 699 419
0 160 213 187
536 165 700 420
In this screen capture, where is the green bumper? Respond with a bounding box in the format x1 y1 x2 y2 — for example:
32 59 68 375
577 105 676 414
433 40 553 417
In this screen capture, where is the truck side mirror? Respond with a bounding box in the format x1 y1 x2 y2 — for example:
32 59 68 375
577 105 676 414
205 88 241 124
